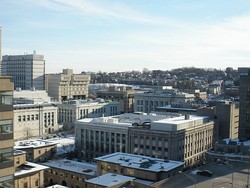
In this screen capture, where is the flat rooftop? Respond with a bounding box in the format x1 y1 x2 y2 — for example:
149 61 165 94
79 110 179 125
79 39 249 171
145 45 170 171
151 115 211 131
15 139 57 149
86 173 135 187
77 112 178 126
43 159 97 176
15 162 48 177
95 152 183 172
46 185 68 188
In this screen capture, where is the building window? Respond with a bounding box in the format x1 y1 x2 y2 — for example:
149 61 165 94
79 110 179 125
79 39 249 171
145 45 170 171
35 180 39 187
18 116 21 122
0 120 13 134
0 91 13 105
23 182 28 188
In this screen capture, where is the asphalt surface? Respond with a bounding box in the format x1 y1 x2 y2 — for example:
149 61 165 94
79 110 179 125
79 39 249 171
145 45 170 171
153 161 250 188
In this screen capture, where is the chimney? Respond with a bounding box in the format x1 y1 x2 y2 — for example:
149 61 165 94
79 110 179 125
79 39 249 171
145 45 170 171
185 114 190 120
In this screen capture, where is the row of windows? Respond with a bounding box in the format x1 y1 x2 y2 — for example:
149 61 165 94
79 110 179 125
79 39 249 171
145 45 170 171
136 100 169 106
18 112 54 123
18 114 39 122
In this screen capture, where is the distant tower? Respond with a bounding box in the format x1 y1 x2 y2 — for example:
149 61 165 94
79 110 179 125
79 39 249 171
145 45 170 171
1 52 45 90
238 67 250 139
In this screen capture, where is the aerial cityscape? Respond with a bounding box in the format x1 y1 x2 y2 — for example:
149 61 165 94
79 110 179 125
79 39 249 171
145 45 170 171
1 1 250 188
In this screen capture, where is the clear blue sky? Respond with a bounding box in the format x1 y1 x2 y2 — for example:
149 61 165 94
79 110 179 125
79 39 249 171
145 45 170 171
1 0 250 73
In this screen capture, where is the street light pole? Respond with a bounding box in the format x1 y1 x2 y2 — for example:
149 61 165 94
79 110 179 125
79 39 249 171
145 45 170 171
179 171 197 188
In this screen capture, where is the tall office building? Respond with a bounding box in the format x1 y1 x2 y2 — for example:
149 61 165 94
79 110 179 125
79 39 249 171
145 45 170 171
0 26 2 73
0 26 2 60
1 52 45 90
0 76 15 187
238 67 250 139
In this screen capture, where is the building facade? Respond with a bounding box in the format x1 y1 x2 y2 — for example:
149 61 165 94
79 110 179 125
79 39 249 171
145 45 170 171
1 52 45 90
14 150 48 188
238 67 250 139
75 117 130 161
43 159 97 188
14 103 58 140
58 99 120 129
0 76 15 187
96 86 135 114
46 69 90 102
215 103 239 139
129 115 214 167
134 89 195 113
14 139 57 162
75 113 213 167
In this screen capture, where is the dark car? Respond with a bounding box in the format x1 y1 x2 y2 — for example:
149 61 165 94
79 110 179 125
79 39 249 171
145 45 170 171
197 170 213 177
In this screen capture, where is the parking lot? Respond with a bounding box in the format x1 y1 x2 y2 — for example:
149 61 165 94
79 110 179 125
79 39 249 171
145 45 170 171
153 161 250 188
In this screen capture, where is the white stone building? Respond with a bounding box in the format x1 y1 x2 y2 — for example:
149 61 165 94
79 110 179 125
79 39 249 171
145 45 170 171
134 89 195 113
58 99 120 128
14 103 58 140
14 89 52 104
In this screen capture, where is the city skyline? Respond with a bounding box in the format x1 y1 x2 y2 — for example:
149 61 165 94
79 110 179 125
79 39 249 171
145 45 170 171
0 0 250 73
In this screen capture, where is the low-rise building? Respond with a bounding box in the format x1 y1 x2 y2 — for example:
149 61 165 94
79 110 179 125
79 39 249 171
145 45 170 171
96 86 135 114
207 138 250 163
15 139 57 162
14 103 58 140
95 152 184 182
58 99 120 129
86 173 135 188
14 150 48 188
43 159 97 188
134 89 195 113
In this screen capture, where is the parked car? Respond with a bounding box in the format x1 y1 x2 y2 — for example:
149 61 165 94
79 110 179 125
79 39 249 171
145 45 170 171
197 170 213 177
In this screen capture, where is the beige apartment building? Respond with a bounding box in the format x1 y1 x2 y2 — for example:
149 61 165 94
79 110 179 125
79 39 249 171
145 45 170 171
14 103 58 140
0 76 15 187
46 69 90 102
95 152 184 182
96 86 135 113
15 139 57 162
58 99 120 129
197 103 239 141
14 150 48 188
134 89 195 113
